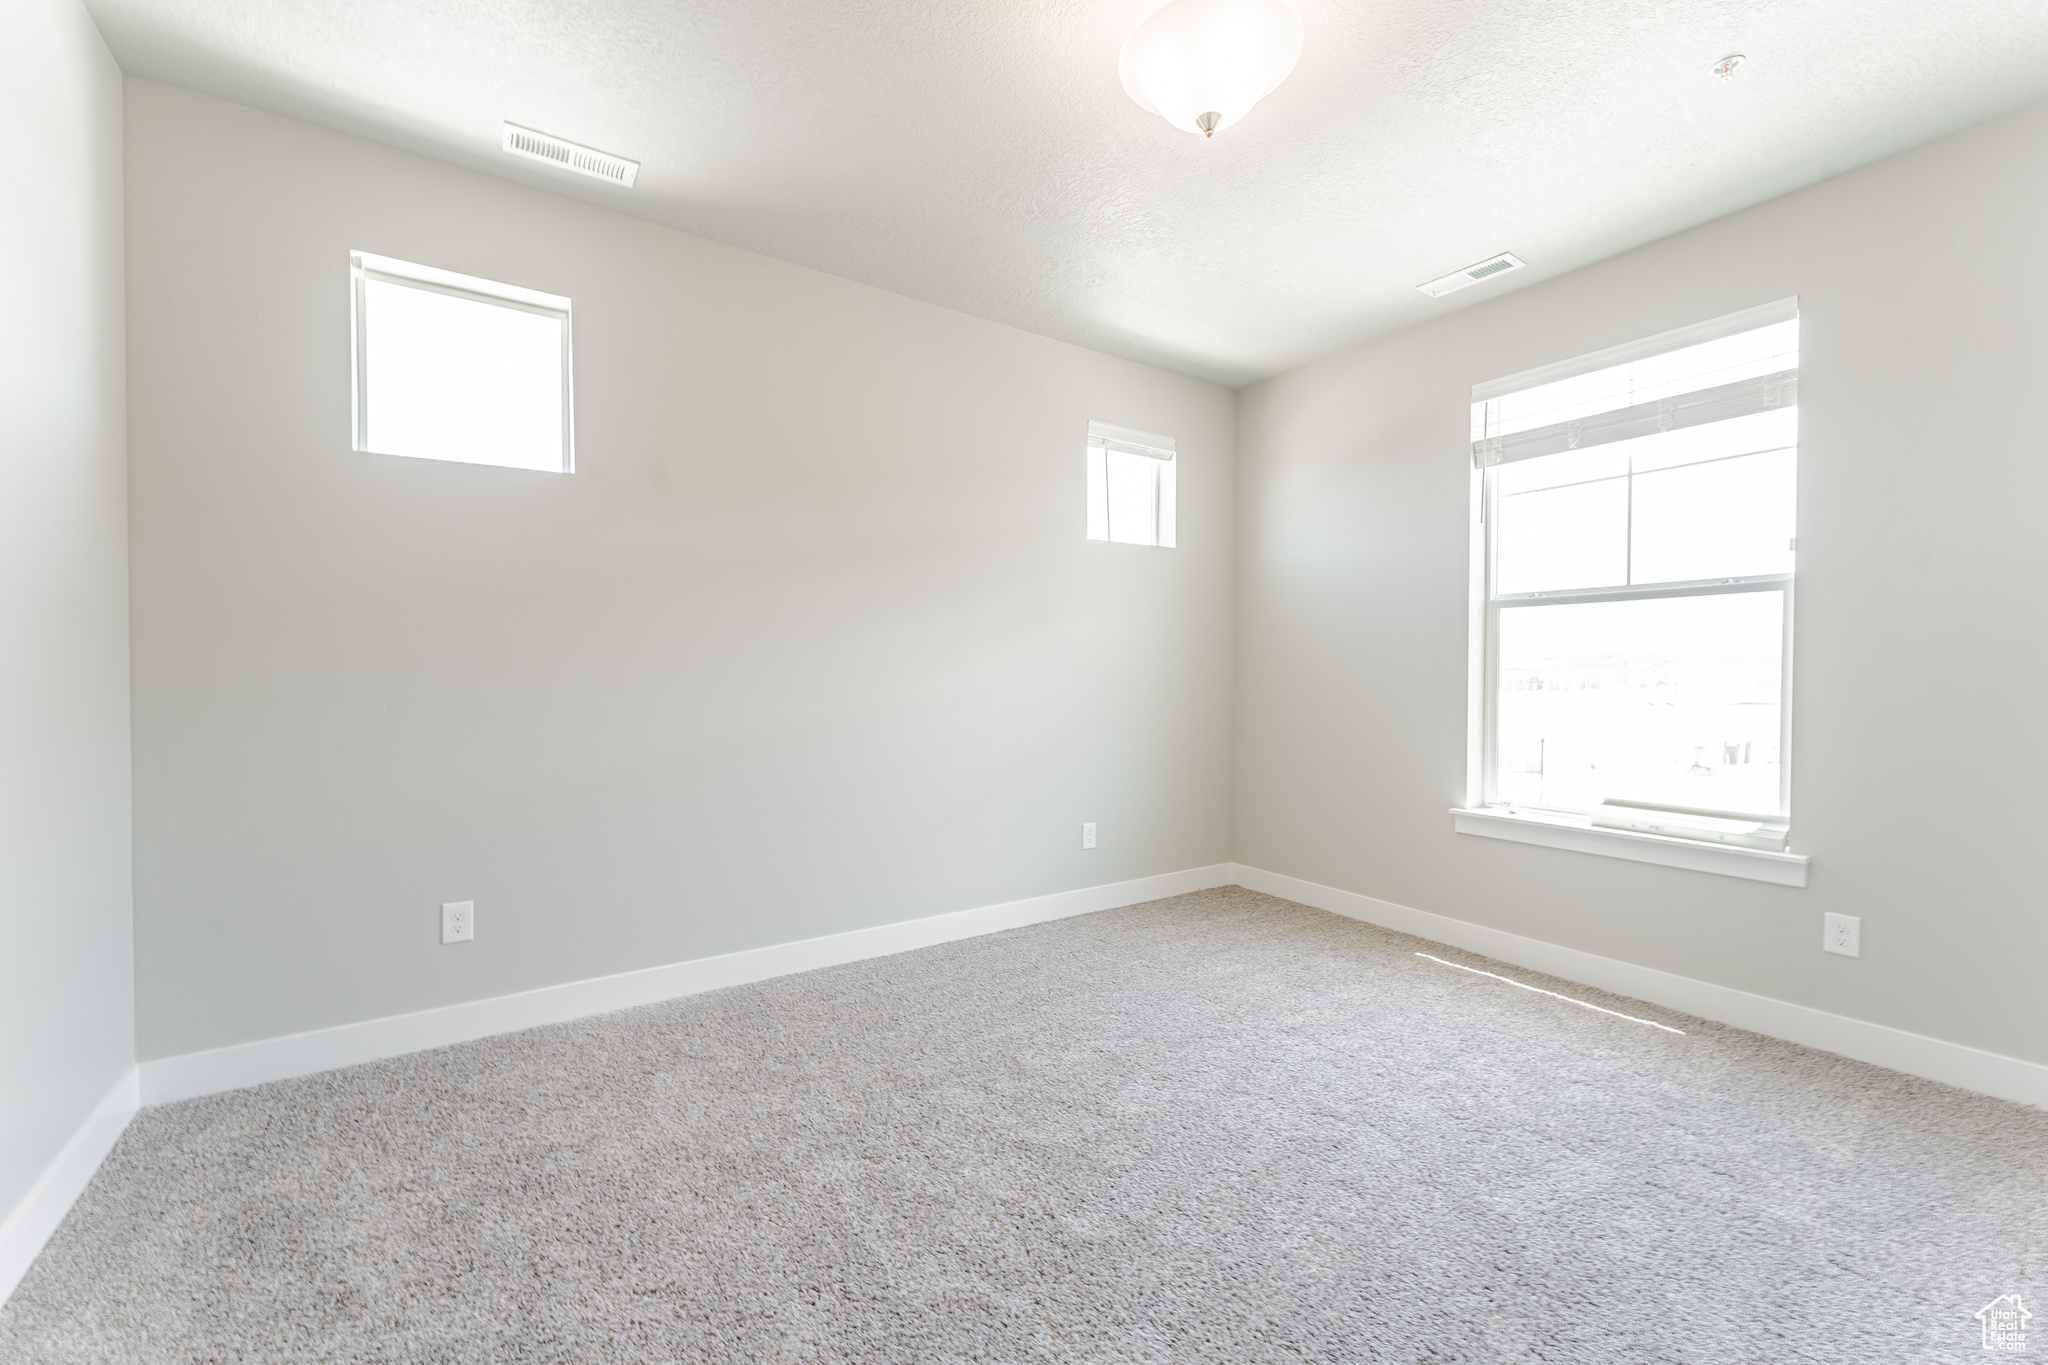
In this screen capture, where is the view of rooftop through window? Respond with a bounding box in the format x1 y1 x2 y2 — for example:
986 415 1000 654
1475 308 1798 843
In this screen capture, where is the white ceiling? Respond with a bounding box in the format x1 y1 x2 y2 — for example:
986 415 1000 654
88 0 2048 386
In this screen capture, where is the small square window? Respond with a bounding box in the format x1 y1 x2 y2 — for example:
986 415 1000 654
1086 421 1176 547
351 252 573 473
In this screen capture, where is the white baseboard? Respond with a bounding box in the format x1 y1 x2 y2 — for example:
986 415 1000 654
140 863 1237 1106
1231 863 2048 1111
0 1067 140 1308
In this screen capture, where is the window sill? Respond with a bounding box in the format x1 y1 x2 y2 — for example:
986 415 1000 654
1450 806 1809 888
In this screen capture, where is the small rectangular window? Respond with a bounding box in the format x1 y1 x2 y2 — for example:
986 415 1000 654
1471 300 1799 850
351 252 573 473
1086 421 1176 547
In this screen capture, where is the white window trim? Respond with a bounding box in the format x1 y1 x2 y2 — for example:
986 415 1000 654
1458 298 1806 885
349 251 576 472
1469 297 1798 402
1450 805 1809 887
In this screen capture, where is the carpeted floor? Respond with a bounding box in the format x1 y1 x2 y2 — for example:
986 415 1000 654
4 886 2044 1362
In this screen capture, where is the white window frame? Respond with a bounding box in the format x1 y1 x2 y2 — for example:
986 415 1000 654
350 251 575 472
1086 421 1177 548
1454 299 1809 887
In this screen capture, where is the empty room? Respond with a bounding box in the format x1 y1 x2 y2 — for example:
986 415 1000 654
5 0 2047 1358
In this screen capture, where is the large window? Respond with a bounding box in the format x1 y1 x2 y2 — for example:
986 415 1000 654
1470 301 1799 855
1086 421 1176 547
351 252 573 473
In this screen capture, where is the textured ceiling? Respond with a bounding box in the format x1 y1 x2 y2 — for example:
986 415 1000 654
88 0 2048 385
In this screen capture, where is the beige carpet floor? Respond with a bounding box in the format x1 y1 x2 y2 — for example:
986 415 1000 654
3 886 2044 1363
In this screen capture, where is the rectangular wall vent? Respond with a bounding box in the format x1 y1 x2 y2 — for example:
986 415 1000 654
1418 252 1527 298
501 123 639 188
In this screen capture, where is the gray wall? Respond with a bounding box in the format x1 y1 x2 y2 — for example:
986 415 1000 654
125 82 1236 1061
1236 98 2048 1067
1 1 134 1217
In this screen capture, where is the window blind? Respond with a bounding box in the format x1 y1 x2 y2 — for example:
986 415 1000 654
1474 370 1797 468
1471 299 1798 469
1087 420 1175 461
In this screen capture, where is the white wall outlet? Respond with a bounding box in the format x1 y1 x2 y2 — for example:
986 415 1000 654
1823 912 1859 958
1081 822 1096 849
441 900 474 944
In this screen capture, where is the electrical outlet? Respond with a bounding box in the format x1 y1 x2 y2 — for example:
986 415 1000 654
441 900 474 944
1081 822 1096 849
1823 912 1859 958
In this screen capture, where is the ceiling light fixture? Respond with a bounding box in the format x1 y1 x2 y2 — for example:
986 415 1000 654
1712 53 1745 80
1119 0 1304 139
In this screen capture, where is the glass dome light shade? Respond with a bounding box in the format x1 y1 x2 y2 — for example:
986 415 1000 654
1118 0 1304 138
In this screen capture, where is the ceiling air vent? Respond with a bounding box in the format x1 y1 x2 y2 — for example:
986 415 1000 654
501 123 639 188
1417 253 1526 299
